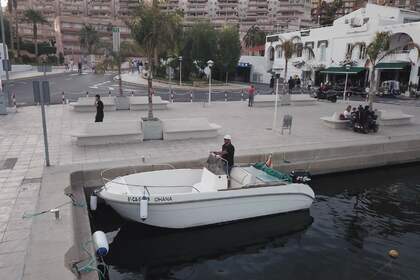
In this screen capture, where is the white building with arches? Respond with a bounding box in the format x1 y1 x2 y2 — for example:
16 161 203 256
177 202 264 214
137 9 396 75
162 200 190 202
265 4 420 91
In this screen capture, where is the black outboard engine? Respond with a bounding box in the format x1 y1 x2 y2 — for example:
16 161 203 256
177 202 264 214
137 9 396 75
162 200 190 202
290 170 312 183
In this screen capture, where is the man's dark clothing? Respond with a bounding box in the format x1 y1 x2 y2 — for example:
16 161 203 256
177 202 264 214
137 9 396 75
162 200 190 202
288 78 295 91
95 100 104 122
222 143 235 168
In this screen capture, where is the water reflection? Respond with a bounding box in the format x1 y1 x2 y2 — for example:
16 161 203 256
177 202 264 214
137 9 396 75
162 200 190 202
103 210 313 279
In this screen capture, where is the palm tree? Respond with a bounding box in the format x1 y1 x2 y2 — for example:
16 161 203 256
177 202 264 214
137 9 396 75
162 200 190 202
350 32 420 108
23 9 48 59
79 24 100 54
243 25 266 49
7 0 14 54
278 36 315 89
129 1 181 120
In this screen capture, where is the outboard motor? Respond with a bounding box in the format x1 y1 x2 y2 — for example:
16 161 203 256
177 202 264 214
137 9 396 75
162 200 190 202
290 170 312 183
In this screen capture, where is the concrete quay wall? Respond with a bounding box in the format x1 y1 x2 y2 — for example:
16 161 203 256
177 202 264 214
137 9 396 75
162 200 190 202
75 136 420 188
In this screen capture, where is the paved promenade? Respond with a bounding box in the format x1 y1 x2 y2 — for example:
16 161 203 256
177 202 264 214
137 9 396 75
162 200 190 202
0 99 419 279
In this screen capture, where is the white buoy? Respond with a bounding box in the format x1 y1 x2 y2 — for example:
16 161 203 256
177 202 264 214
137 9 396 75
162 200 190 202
140 195 148 220
92 231 109 256
90 195 97 211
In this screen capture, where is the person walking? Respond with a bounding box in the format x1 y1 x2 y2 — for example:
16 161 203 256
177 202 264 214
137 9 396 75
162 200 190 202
95 94 104 122
288 77 295 94
248 84 255 107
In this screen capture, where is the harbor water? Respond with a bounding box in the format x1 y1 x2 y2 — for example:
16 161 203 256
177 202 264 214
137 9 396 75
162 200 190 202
90 163 420 280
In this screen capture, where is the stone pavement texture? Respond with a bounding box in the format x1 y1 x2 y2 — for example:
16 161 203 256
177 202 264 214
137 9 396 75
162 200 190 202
120 72 248 91
0 99 420 279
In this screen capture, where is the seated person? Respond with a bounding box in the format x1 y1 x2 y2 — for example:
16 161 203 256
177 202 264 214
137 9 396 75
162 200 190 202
343 105 352 119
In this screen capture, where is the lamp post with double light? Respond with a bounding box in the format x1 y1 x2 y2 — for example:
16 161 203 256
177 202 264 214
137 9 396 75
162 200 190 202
207 60 214 104
343 64 351 101
178 56 182 86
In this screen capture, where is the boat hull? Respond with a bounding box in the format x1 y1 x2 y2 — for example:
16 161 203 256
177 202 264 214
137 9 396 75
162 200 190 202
100 185 314 228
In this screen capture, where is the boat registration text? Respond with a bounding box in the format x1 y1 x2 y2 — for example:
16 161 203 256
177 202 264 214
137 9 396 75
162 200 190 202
127 196 173 202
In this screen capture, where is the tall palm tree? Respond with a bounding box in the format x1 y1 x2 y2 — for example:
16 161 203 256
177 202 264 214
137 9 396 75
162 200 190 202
350 32 420 108
130 1 181 120
79 24 100 54
23 9 48 59
7 0 14 54
243 25 266 49
279 36 314 87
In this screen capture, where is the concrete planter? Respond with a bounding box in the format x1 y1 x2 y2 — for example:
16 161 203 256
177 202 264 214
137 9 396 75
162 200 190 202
142 118 163 140
115 96 130 110
280 94 291 106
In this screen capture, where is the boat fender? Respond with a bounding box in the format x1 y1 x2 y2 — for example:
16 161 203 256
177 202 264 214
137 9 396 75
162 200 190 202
92 231 109 256
140 195 148 220
90 195 97 211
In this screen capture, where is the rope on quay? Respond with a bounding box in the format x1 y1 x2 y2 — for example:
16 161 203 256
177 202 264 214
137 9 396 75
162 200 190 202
22 193 85 219
71 240 108 280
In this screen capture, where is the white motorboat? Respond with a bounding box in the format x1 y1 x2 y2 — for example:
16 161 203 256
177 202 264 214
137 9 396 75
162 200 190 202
96 154 315 229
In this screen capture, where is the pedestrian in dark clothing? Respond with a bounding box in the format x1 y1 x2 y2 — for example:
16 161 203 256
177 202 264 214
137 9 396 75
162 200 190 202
270 76 274 88
78 62 82 74
95 94 104 122
288 77 294 93
295 77 301 88
248 84 255 107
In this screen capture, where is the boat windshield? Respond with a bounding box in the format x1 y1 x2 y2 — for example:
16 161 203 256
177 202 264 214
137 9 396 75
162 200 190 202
206 153 226 175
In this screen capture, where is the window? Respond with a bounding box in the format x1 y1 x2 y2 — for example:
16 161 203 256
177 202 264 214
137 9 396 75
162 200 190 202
295 43 303 57
268 47 275 61
276 46 283 58
359 44 366 59
346 43 353 58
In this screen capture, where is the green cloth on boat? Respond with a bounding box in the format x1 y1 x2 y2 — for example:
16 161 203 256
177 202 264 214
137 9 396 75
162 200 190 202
253 162 292 183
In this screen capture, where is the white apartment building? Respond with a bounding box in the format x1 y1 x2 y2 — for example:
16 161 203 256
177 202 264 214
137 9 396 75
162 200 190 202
265 4 420 89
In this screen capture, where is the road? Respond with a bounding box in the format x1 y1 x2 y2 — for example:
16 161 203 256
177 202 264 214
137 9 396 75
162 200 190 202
8 72 420 107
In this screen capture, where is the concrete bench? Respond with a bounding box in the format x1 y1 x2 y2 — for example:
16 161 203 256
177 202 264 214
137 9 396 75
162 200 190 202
129 96 169 111
378 110 413 126
321 112 350 129
71 97 116 112
162 118 221 140
72 121 143 146
253 94 314 107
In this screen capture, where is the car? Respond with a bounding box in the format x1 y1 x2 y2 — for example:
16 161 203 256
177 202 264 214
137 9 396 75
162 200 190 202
378 80 400 97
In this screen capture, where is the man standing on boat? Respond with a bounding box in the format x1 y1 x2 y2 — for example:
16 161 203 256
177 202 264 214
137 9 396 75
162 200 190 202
213 135 235 175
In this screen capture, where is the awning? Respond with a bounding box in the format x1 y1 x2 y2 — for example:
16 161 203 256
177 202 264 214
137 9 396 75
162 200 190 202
320 66 365 74
375 62 410 70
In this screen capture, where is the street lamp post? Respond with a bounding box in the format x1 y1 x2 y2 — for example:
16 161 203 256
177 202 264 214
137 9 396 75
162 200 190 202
179 56 182 86
272 69 281 130
0 7 11 107
343 64 351 101
207 60 214 104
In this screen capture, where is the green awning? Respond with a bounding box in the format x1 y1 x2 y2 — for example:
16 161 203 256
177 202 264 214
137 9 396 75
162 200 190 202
375 62 410 70
320 66 365 74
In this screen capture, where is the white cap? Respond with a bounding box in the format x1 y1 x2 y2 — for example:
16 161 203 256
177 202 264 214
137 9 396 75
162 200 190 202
224 134 232 140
